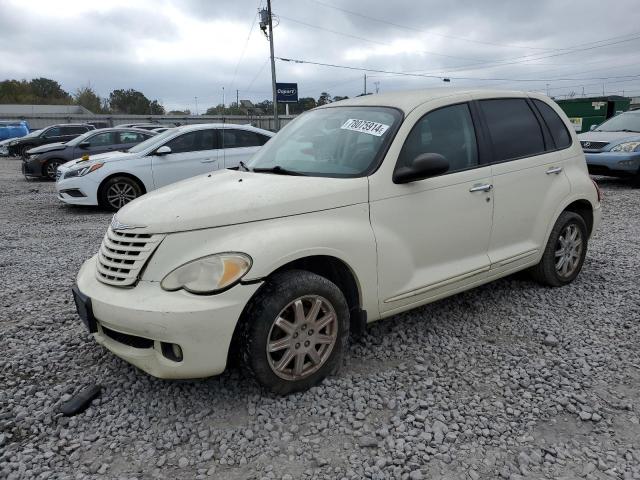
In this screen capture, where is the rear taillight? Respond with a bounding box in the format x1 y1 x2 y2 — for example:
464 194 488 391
591 178 602 203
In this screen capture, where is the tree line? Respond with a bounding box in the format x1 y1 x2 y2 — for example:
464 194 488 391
0 78 355 116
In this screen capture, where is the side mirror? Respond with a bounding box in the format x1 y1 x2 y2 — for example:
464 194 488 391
393 153 449 184
589 125 597 131
155 145 172 155
78 141 90 149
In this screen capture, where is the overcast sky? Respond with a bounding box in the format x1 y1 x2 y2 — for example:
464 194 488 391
1 0 639 111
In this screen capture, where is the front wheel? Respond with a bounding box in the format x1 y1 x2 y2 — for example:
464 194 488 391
530 211 588 287
241 270 350 394
99 176 143 211
21 145 32 158
44 160 63 180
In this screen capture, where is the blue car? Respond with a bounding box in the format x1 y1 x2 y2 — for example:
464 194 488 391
578 110 640 182
0 120 30 141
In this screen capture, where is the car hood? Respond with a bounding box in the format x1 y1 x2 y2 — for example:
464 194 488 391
61 151 138 170
28 142 68 154
577 131 640 144
116 169 369 234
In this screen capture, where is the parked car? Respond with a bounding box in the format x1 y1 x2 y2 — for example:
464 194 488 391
577 109 640 182
2 129 43 156
8 124 95 157
0 120 30 141
56 123 273 210
72 89 601 394
23 128 156 180
117 123 169 131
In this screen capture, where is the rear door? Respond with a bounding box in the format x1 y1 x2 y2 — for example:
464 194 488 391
219 128 270 168
476 97 572 271
151 129 219 188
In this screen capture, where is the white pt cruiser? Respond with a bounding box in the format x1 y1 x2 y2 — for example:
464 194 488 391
74 89 602 394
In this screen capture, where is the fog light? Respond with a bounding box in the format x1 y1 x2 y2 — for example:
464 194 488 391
161 342 183 362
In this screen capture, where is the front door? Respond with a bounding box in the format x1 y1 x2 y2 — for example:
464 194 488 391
151 129 219 189
370 102 494 315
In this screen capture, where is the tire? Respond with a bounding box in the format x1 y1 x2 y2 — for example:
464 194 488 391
43 159 63 180
240 269 350 395
98 176 143 211
530 211 588 287
21 145 32 158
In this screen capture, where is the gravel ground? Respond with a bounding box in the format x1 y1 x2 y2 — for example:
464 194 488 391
1 156 639 480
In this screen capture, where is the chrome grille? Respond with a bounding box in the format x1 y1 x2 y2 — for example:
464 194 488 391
580 141 609 150
96 228 165 286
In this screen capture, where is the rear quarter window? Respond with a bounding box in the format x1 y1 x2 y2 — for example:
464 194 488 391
533 99 572 149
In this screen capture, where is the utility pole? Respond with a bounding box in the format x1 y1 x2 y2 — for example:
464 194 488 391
236 89 239 109
194 96 198 115
266 0 278 130
364 74 367 95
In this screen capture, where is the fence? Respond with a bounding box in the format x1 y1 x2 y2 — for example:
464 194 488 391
0 113 296 131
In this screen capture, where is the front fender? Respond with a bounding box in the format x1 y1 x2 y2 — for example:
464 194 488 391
141 203 380 319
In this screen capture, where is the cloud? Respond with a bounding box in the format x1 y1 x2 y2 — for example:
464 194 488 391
1 0 639 111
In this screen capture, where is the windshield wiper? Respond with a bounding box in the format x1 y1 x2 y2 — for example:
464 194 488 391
252 165 307 176
239 160 251 172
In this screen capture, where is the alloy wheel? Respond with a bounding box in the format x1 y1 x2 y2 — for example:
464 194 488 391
45 161 61 180
554 223 583 278
266 295 338 381
106 182 138 209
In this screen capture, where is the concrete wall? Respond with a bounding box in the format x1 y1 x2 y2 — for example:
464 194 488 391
0 113 296 131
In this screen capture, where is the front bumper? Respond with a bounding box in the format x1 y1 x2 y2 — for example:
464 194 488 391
585 151 640 177
56 173 100 206
75 256 262 379
21 158 44 177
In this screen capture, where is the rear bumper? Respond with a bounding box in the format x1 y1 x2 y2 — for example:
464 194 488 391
585 152 640 177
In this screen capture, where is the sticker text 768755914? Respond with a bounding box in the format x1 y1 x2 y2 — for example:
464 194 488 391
340 118 390 137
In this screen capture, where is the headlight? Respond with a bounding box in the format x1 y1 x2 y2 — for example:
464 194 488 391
161 253 252 294
63 162 104 179
610 141 640 152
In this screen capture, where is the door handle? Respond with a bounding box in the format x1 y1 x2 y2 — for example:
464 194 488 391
201 159 217 163
469 183 493 193
546 166 563 175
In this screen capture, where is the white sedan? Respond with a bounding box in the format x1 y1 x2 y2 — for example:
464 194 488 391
56 123 274 210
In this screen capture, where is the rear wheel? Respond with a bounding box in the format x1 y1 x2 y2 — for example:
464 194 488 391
21 145 31 157
44 159 63 180
240 270 349 394
531 211 588 287
99 176 143 211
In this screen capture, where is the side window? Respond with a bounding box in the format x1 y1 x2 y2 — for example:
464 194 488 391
165 130 217 154
533 99 572 150
44 127 61 137
397 103 478 174
220 129 264 148
479 99 545 161
61 126 88 135
118 132 145 144
89 132 116 146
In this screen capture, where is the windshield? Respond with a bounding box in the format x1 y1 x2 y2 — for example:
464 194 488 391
126 128 175 153
248 106 402 177
594 111 640 132
24 129 43 138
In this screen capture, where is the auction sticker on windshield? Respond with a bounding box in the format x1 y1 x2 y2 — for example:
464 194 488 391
341 119 390 136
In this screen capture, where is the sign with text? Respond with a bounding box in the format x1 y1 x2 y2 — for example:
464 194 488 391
276 83 298 103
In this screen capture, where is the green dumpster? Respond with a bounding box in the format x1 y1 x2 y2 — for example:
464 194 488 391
554 96 630 133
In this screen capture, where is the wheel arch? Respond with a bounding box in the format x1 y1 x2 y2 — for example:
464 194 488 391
227 254 366 368
98 172 148 197
562 199 594 236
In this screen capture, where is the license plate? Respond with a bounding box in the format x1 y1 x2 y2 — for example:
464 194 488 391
72 286 97 333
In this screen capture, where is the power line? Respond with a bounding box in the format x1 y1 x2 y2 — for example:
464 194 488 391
307 0 563 52
229 0 262 92
277 57 640 83
278 14 490 64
